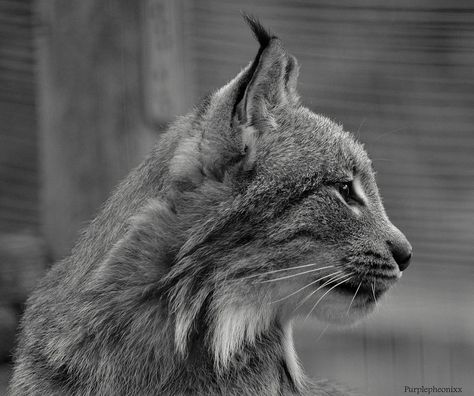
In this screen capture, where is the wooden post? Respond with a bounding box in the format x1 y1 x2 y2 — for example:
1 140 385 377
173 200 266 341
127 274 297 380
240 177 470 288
142 0 194 125
36 0 192 260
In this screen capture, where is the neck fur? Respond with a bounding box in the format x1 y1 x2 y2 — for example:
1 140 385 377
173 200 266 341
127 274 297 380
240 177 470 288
177 308 304 394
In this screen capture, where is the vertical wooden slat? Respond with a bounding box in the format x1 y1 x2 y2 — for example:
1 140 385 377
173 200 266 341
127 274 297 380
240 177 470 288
0 0 38 232
36 0 154 259
142 0 194 126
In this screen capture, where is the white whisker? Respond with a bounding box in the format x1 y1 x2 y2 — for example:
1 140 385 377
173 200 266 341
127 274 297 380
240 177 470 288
293 272 350 313
371 281 377 303
315 323 330 343
346 281 362 315
304 275 354 322
236 262 334 281
260 265 336 283
270 270 343 304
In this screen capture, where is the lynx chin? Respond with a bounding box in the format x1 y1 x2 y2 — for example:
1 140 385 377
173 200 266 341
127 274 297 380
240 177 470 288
10 16 412 396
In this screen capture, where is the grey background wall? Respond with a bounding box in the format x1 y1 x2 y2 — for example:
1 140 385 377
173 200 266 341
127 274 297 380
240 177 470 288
0 0 38 232
0 1 473 395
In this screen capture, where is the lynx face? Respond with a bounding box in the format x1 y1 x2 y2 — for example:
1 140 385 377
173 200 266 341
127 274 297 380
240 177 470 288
163 17 412 368
249 108 413 325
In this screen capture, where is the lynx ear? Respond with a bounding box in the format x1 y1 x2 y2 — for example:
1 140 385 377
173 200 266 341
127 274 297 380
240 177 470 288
236 16 300 126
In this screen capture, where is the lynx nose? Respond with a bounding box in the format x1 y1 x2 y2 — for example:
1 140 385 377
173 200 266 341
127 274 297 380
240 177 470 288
387 238 412 272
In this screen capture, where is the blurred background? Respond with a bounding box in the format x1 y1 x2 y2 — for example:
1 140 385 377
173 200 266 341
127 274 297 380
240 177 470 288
1 1 473 395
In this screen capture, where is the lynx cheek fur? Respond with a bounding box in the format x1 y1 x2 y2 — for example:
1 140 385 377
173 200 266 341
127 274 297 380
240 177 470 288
10 17 412 396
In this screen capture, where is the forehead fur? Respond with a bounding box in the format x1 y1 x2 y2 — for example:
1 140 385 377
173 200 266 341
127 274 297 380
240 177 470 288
253 105 372 183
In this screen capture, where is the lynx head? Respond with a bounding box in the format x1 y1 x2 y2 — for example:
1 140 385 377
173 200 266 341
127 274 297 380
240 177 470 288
153 16 412 371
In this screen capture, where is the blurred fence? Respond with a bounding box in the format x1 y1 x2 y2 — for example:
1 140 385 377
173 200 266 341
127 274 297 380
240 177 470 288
1 1 473 395
0 0 37 233
0 1 41 391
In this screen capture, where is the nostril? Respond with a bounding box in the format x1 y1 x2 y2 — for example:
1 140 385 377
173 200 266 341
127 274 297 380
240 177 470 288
397 251 412 271
387 240 412 272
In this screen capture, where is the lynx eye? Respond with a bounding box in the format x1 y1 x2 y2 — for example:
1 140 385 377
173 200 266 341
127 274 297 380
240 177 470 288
337 181 353 203
335 177 366 207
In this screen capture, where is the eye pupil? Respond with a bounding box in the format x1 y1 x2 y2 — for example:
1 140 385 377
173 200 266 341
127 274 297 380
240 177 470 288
339 182 351 202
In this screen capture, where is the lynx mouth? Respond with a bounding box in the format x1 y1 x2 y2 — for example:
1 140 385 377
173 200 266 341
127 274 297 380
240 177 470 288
336 282 384 300
329 276 397 301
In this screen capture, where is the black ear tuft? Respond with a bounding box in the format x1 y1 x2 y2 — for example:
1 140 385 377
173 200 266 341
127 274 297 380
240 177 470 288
235 14 298 128
242 13 276 49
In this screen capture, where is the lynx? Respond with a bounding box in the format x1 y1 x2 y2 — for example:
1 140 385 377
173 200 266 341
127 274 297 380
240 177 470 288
10 17 412 395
